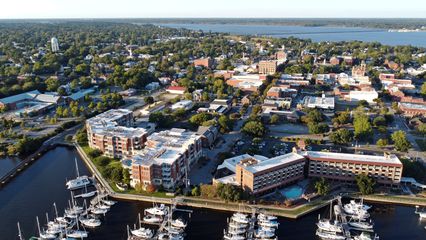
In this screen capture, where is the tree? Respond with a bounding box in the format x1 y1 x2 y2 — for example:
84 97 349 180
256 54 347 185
191 186 201 196
45 77 60 92
355 174 375 195
332 110 351 126
242 121 265 137
391 130 411 152
376 138 389 148
218 115 233 132
417 123 426 136
353 114 373 140
270 114 280 124
373 116 387 127
314 178 330 196
145 184 156 193
421 82 426 96
144 96 154 105
308 122 329 134
149 112 172 128
189 112 212 126
330 129 352 145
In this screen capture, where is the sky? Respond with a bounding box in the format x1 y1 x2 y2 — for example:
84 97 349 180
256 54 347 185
1 0 426 19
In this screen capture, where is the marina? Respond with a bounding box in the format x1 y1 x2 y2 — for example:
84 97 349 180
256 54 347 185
0 147 426 239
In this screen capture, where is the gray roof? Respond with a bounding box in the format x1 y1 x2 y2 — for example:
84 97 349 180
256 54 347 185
0 90 41 104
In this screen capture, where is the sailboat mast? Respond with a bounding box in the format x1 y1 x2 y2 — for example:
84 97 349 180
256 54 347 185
17 222 23 240
53 202 59 219
75 157 80 178
36 216 41 237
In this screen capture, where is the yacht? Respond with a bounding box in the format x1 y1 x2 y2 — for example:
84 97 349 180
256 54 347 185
254 228 276 238
345 199 371 211
316 229 346 240
143 214 162 224
144 204 167 216
223 233 246 240
171 218 187 229
165 225 184 235
231 213 249 224
131 227 154 238
66 158 91 190
91 207 108 215
316 219 343 233
102 199 117 206
348 220 374 231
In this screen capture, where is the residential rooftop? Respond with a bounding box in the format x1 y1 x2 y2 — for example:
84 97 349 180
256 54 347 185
303 151 402 165
240 152 305 174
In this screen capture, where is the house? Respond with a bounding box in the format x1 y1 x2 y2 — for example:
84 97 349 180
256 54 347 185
171 100 193 111
209 99 232 114
166 86 185 95
345 88 378 103
145 82 160 91
197 125 219 148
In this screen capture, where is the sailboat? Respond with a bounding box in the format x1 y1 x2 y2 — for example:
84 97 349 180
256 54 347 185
67 214 88 239
66 158 91 190
74 184 97 198
36 216 56 240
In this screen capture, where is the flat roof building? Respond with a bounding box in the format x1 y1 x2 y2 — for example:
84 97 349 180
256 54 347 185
86 109 148 158
131 128 202 189
303 94 335 110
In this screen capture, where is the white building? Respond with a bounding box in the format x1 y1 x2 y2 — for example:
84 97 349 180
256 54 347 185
303 94 335 110
171 100 193 111
51 37 59 52
346 89 379 103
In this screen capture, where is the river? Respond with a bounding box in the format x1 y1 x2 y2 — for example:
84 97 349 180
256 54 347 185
159 23 426 47
0 156 22 178
0 146 425 239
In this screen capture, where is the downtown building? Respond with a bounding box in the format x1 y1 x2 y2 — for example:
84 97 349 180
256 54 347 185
130 128 202 190
215 149 403 195
86 109 148 158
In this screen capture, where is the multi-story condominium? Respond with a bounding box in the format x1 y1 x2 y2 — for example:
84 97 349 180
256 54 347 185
131 128 202 189
304 151 403 185
86 109 148 158
258 60 277 75
193 57 214 68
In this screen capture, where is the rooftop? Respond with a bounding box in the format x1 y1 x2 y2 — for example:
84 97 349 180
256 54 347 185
303 151 402 165
241 152 305 174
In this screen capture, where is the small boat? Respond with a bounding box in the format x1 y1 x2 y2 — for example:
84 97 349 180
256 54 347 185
91 207 108 215
254 228 276 238
171 218 187 229
67 230 88 238
102 199 117 206
316 219 343 233
348 220 374 230
66 158 91 190
165 226 184 235
97 203 111 210
80 217 101 228
74 190 97 198
353 232 380 240
145 204 167 216
316 229 346 240
257 213 277 221
131 227 154 238
143 214 162 223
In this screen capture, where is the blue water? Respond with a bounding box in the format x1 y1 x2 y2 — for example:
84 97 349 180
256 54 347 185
160 23 426 47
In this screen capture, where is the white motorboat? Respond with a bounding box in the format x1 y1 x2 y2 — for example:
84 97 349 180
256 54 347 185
257 213 277 221
67 230 88 238
231 213 249 224
258 219 279 228
97 203 111 210
165 226 184 235
316 219 343 233
348 220 374 230
143 214 162 223
316 229 346 240
345 199 371 211
353 232 380 240
80 217 101 228
66 158 91 190
228 221 247 229
227 227 246 235
144 204 167 216
171 218 187 229
102 199 117 206
131 227 154 238
91 207 108 215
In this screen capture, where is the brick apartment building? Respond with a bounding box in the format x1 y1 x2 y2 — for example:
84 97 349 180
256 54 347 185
86 109 148 158
258 60 277 75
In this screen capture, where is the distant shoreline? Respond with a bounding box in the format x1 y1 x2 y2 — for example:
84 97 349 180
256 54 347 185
1 18 426 30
